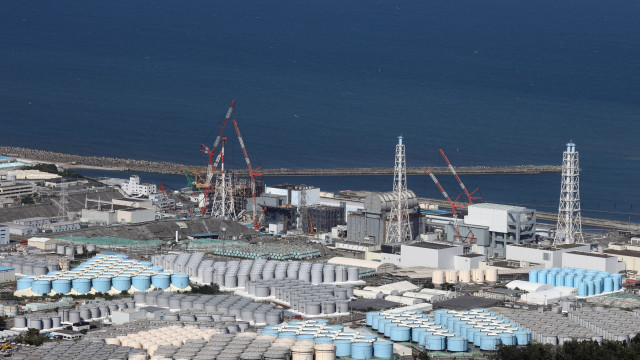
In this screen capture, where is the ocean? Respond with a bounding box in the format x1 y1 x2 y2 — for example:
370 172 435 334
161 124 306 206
1 1 639 222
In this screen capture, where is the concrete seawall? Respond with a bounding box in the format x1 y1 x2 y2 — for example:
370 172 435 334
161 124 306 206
0 146 561 176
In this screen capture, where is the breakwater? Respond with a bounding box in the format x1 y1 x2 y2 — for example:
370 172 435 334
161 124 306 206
0 146 560 176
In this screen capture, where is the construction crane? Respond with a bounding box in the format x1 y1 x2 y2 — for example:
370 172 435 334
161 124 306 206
424 166 462 241
201 100 236 189
232 118 262 230
439 148 481 205
308 213 315 235
255 205 268 231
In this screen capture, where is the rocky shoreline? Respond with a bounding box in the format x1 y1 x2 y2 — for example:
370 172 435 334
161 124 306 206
0 146 195 175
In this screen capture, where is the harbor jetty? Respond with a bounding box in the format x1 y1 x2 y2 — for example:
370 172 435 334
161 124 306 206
0 146 561 176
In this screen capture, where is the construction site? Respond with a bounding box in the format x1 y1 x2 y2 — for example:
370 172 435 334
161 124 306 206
1 101 640 360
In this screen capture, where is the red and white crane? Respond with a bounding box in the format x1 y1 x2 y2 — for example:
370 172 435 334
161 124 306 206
232 119 262 230
439 148 481 205
424 166 462 241
201 100 236 189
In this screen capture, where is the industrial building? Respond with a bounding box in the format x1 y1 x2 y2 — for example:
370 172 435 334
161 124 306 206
505 243 589 269
304 205 346 234
327 257 395 274
265 184 320 207
605 249 640 273
121 175 157 196
0 266 15 283
27 237 59 251
347 191 420 245
13 217 51 228
0 226 8 245
2 223 38 236
463 203 536 258
381 241 464 269
0 179 36 203
562 251 620 273
42 221 81 233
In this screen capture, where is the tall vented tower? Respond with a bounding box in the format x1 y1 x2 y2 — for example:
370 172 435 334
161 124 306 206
553 141 584 245
386 136 413 243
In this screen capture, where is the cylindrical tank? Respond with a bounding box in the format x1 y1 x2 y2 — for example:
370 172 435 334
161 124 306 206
71 278 91 294
51 316 61 328
52 279 72 294
92 278 111 293
347 267 359 281
432 271 445 285
28 319 43 330
472 269 484 283
32 265 48 276
555 273 565 287
151 274 171 289
334 339 352 357
69 310 81 323
578 282 587 297
546 272 556 286
425 335 446 351
485 269 498 282
515 331 531 345
32 280 51 295
79 308 91 321
390 326 411 341
56 245 66 255
132 275 151 291
351 342 373 359
14 316 27 328
372 340 393 358
323 266 336 283
604 277 614 292
171 274 189 289
447 337 468 352
17 277 34 290
315 343 336 360
445 270 458 284
500 333 517 346
458 270 471 283
112 276 132 292
480 336 501 351
529 269 538 283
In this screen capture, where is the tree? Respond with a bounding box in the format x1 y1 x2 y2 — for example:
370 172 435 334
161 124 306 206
17 328 49 346
423 281 435 289
416 349 431 360
20 195 35 204
0 316 6 330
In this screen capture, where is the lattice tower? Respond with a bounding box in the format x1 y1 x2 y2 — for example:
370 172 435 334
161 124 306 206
553 141 584 245
385 136 413 243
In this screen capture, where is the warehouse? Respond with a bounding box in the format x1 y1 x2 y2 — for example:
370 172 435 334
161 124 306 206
0 266 15 283
562 251 620 273
42 221 81 233
27 237 59 251
327 257 395 274
506 243 589 268
605 249 640 273
381 241 463 269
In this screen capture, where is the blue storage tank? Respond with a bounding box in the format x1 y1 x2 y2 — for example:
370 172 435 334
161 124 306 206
587 281 595 296
425 335 446 351
366 311 378 326
151 266 164 271
500 333 517 346
296 334 315 341
412 328 425 343
315 337 333 344
139 261 154 267
529 269 538 283
538 270 548 284
372 315 381 329
613 274 623 290
604 277 614 292
329 324 344 331
351 342 373 359
52 279 71 294
546 272 556 286
480 336 501 351
259 328 279 336
361 334 378 341
335 339 352 356
72 278 91 294
171 274 189 289
32 280 51 295
460 325 470 339
112 276 131 292
515 331 532 345
447 337 467 352
132 275 151 291
377 319 389 334
390 326 410 341
447 317 455 331
555 273 565 287
577 282 586 297
17 277 34 290
373 340 393 359
278 331 297 339
151 274 170 290
384 324 394 338
466 328 477 344
434 310 446 324
419 332 432 348
316 319 330 325
565 274 575 288
92 277 111 293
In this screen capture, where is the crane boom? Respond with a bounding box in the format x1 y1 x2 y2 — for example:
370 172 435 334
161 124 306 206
201 100 236 187
425 166 462 241
439 148 481 205
232 119 263 230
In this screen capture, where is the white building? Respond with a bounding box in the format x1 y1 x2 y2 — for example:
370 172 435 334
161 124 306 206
0 266 16 283
265 185 320 207
0 226 8 245
4 224 38 236
562 251 619 273
13 217 51 228
42 221 81 233
521 286 577 305
0 180 36 203
463 203 536 258
27 237 59 251
381 242 464 269
453 254 485 270
326 257 395 274
505 243 589 269
121 175 157 196
116 208 156 224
